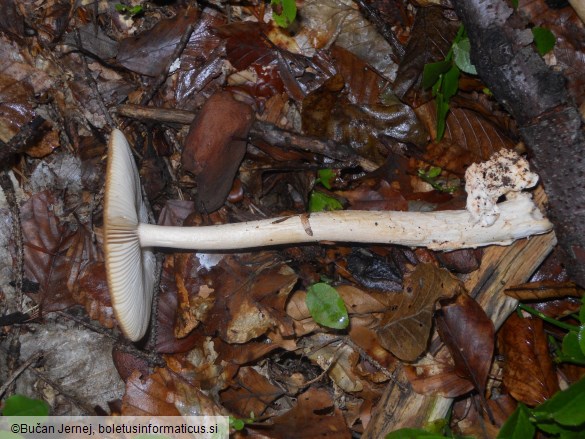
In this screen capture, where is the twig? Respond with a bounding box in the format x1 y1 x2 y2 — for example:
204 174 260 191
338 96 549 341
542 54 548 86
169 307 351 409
0 351 43 399
115 104 379 171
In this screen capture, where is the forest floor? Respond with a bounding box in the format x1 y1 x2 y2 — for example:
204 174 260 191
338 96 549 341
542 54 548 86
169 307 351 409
0 0 584 438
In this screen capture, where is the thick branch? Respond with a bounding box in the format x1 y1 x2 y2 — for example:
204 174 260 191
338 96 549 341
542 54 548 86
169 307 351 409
452 0 585 287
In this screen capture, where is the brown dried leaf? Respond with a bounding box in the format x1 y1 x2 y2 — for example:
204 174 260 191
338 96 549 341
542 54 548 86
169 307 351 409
435 292 495 398
452 393 518 439
219 22 333 101
405 350 474 398
175 9 226 108
181 90 254 213
330 45 385 105
73 261 115 330
416 101 517 160
203 256 297 344
121 368 224 417
116 7 198 77
249 387 351 438
499 313 559 406
393 6 459 105
21 191 77 311
435 248 481 274
504 281 583 301
155 254 215 354
376 264 463 362
0 72 36 143
220 366 284 418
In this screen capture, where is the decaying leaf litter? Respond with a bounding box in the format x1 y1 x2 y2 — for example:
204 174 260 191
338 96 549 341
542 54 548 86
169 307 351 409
0 0 583 437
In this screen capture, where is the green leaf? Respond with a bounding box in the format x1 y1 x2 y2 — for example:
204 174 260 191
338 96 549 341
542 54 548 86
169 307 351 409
442 65 460 100
422 60 452 89
2 395 50 416
580 325 585 356
561 331 585 361
309 191 343 212
385 428 447 439
306 283 349 329
316 169 335 190
271 0 297 28
532 27 556 56
452 38 478 75
229 417 245 431
426 166 442 179
497 404 536 439
533 376 585 428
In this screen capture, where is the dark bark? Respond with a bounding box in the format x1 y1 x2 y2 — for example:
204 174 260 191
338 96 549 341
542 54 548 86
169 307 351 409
453 0 585 287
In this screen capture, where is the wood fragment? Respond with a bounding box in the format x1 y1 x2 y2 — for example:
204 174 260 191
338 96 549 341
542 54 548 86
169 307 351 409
363 188 556 437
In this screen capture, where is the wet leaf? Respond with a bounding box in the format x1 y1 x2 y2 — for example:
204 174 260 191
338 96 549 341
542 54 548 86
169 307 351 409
499 313 560 406
181 90 254 212
306 283 349 329
376 264 463 362
435 292 495 397
116 7 198 76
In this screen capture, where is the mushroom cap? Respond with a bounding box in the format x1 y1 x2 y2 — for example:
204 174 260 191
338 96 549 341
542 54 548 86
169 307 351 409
104 129 156 341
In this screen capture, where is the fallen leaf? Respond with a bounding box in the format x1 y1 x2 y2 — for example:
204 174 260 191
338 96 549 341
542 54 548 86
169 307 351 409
435 292 495 398
504 281 583 301
203 255 297 344
220 366 284 418
181 90 254 212
248 387 351 438
499 313 560 406
405 350 474 398
121 367 224 417
21 191 78 311
393 6 459 105
116 7 198 77
376 263 463 361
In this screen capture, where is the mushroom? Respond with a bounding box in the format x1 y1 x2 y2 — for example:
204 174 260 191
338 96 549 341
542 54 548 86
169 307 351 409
104 129 553 341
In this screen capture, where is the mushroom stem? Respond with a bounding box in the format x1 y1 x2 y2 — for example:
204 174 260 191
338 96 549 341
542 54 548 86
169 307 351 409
138 196 551 251
104 128 553 341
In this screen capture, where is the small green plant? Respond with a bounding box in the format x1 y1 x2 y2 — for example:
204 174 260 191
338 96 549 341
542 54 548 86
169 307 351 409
229 414 255 431
309 169 343 212
115 3 144 18
517 297 585 365
417 166 458 193
271 0 297 28
497 376 585 438
531 27 556 56
422 26 475 141
306 282 349 329
1 395 50 416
